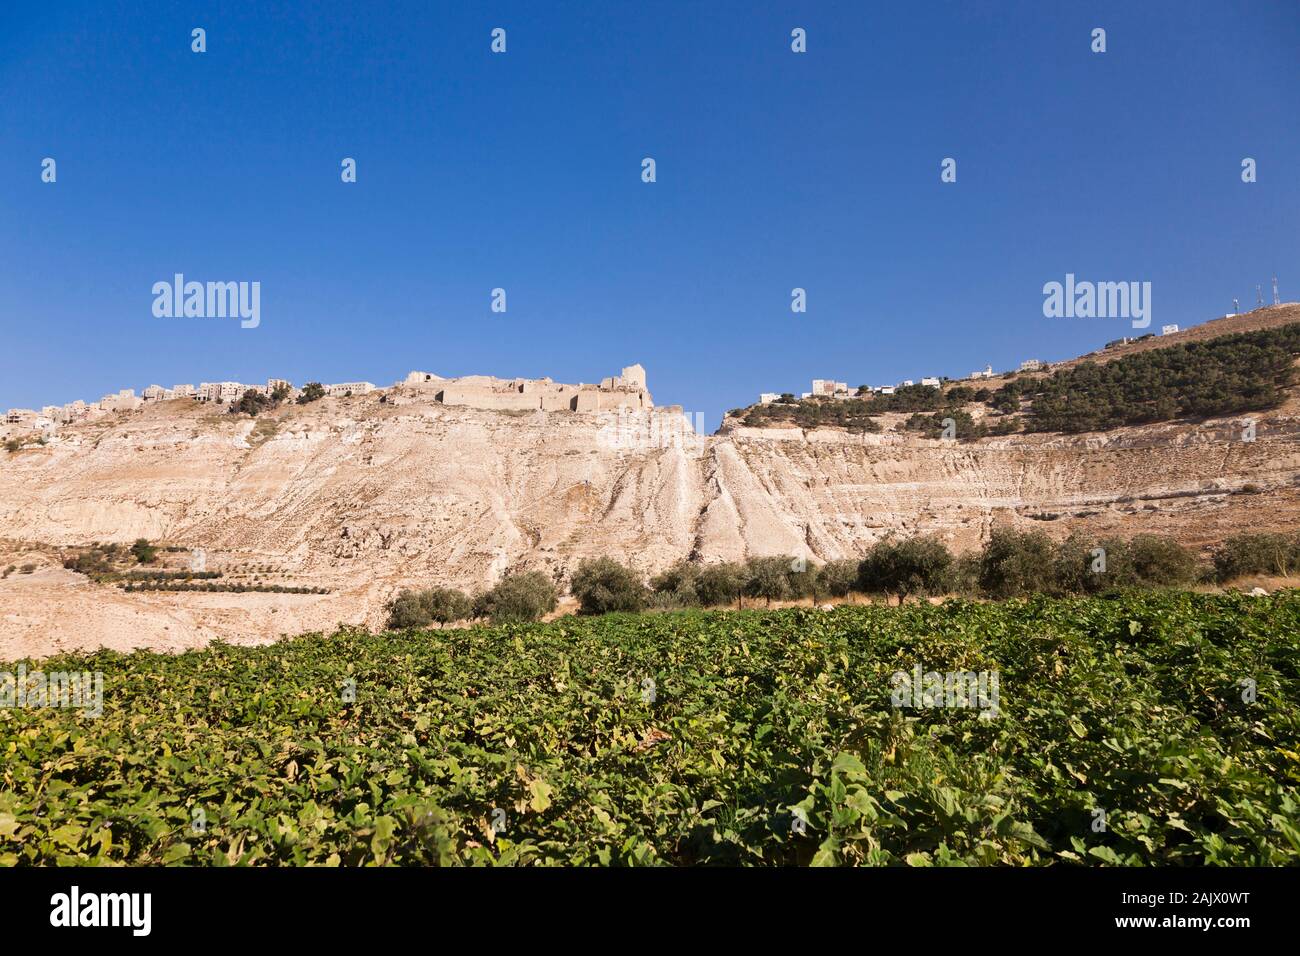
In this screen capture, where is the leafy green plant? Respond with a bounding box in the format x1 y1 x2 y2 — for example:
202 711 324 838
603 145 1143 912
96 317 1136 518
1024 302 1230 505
1 591 1296 866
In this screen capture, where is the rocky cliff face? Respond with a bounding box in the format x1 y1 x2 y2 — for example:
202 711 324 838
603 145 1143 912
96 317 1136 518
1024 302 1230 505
2 378 1298 656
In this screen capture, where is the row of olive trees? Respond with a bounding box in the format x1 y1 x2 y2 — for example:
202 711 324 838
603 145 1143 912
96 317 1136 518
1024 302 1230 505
618 530 1209 609
386 570 559 628
385 530 1288 629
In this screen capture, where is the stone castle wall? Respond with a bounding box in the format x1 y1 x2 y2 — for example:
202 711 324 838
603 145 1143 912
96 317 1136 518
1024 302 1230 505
428 365 652 413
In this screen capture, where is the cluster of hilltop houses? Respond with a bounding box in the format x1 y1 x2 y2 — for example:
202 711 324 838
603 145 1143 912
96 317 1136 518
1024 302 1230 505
755 359 1070 405
5 364 655 432
753 326 1196 407
4 378 377 430
759 373 946 405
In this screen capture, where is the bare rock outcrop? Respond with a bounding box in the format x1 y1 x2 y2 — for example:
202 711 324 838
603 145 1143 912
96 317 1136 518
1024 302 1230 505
1 386 1298 656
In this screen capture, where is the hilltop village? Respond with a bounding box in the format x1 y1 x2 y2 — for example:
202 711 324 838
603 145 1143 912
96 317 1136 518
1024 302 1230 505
4 364 658 434
760 324 1181 406
0 320 1200 436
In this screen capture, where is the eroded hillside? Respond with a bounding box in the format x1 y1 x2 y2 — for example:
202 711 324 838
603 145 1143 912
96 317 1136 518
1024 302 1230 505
3 310 1300 655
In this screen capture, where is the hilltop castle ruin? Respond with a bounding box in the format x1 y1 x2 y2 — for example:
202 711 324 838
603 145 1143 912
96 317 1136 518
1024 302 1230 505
400 364 652 413
5 365 657 437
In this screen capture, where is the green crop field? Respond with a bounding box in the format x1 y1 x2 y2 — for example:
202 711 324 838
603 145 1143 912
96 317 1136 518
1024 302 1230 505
2 591 1297 866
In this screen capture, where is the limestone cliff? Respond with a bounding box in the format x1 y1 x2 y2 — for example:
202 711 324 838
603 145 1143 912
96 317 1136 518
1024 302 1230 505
3 315 1299 655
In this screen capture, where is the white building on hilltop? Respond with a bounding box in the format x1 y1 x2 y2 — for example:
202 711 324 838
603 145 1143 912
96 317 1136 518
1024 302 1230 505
324 382 375 397
1161 324 1179 335
759 392 779 404
811 379 849 396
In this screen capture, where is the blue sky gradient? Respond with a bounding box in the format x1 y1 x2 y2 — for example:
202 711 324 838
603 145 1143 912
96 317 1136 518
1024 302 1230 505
2 1 1297 428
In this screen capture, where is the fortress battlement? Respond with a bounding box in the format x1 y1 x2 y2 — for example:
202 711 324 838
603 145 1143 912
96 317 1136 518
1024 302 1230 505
400 364 652 413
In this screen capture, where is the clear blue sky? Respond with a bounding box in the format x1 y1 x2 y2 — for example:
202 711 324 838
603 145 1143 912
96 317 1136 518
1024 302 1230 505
2 1 1297 429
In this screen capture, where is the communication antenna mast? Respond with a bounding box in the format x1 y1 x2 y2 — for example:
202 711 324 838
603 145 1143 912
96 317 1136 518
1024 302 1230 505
1257 285 1263 307
1273 276 1280 306
1233 298 1240 313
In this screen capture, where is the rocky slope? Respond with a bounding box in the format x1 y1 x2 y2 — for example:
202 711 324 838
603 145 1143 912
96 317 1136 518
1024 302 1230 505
3 308 1300 656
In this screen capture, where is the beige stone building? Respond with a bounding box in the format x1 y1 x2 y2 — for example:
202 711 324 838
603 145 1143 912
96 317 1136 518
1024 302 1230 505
403 371 444 386
198 382 247 403
325 382 374 397
812 379 849 397
432 365 653 413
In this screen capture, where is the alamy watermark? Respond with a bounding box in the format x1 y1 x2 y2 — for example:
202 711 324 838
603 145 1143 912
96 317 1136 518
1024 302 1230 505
597 408 706 455
1 664 103 717
1042 273 1150 328
152 274 260 328
50 886 150 936
890 665 1000 718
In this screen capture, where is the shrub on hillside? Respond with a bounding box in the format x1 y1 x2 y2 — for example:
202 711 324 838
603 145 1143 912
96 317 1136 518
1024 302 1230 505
694 561 746 607
130 538 158 565
386 587 473 629
1212 533 1300 581
786 560 821 602
1126 535 1198 586
422 587 473 623
63 549 112 577
857 536 953 599
649 561 702 606
297 382 325 404
944 552 982 595
385 591 430 628
1051 534 1197 594
742 556 795 606
570 558 649 615
818 559 859 597
977 529 1055 599
472 571 558 623
234 389 270 417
